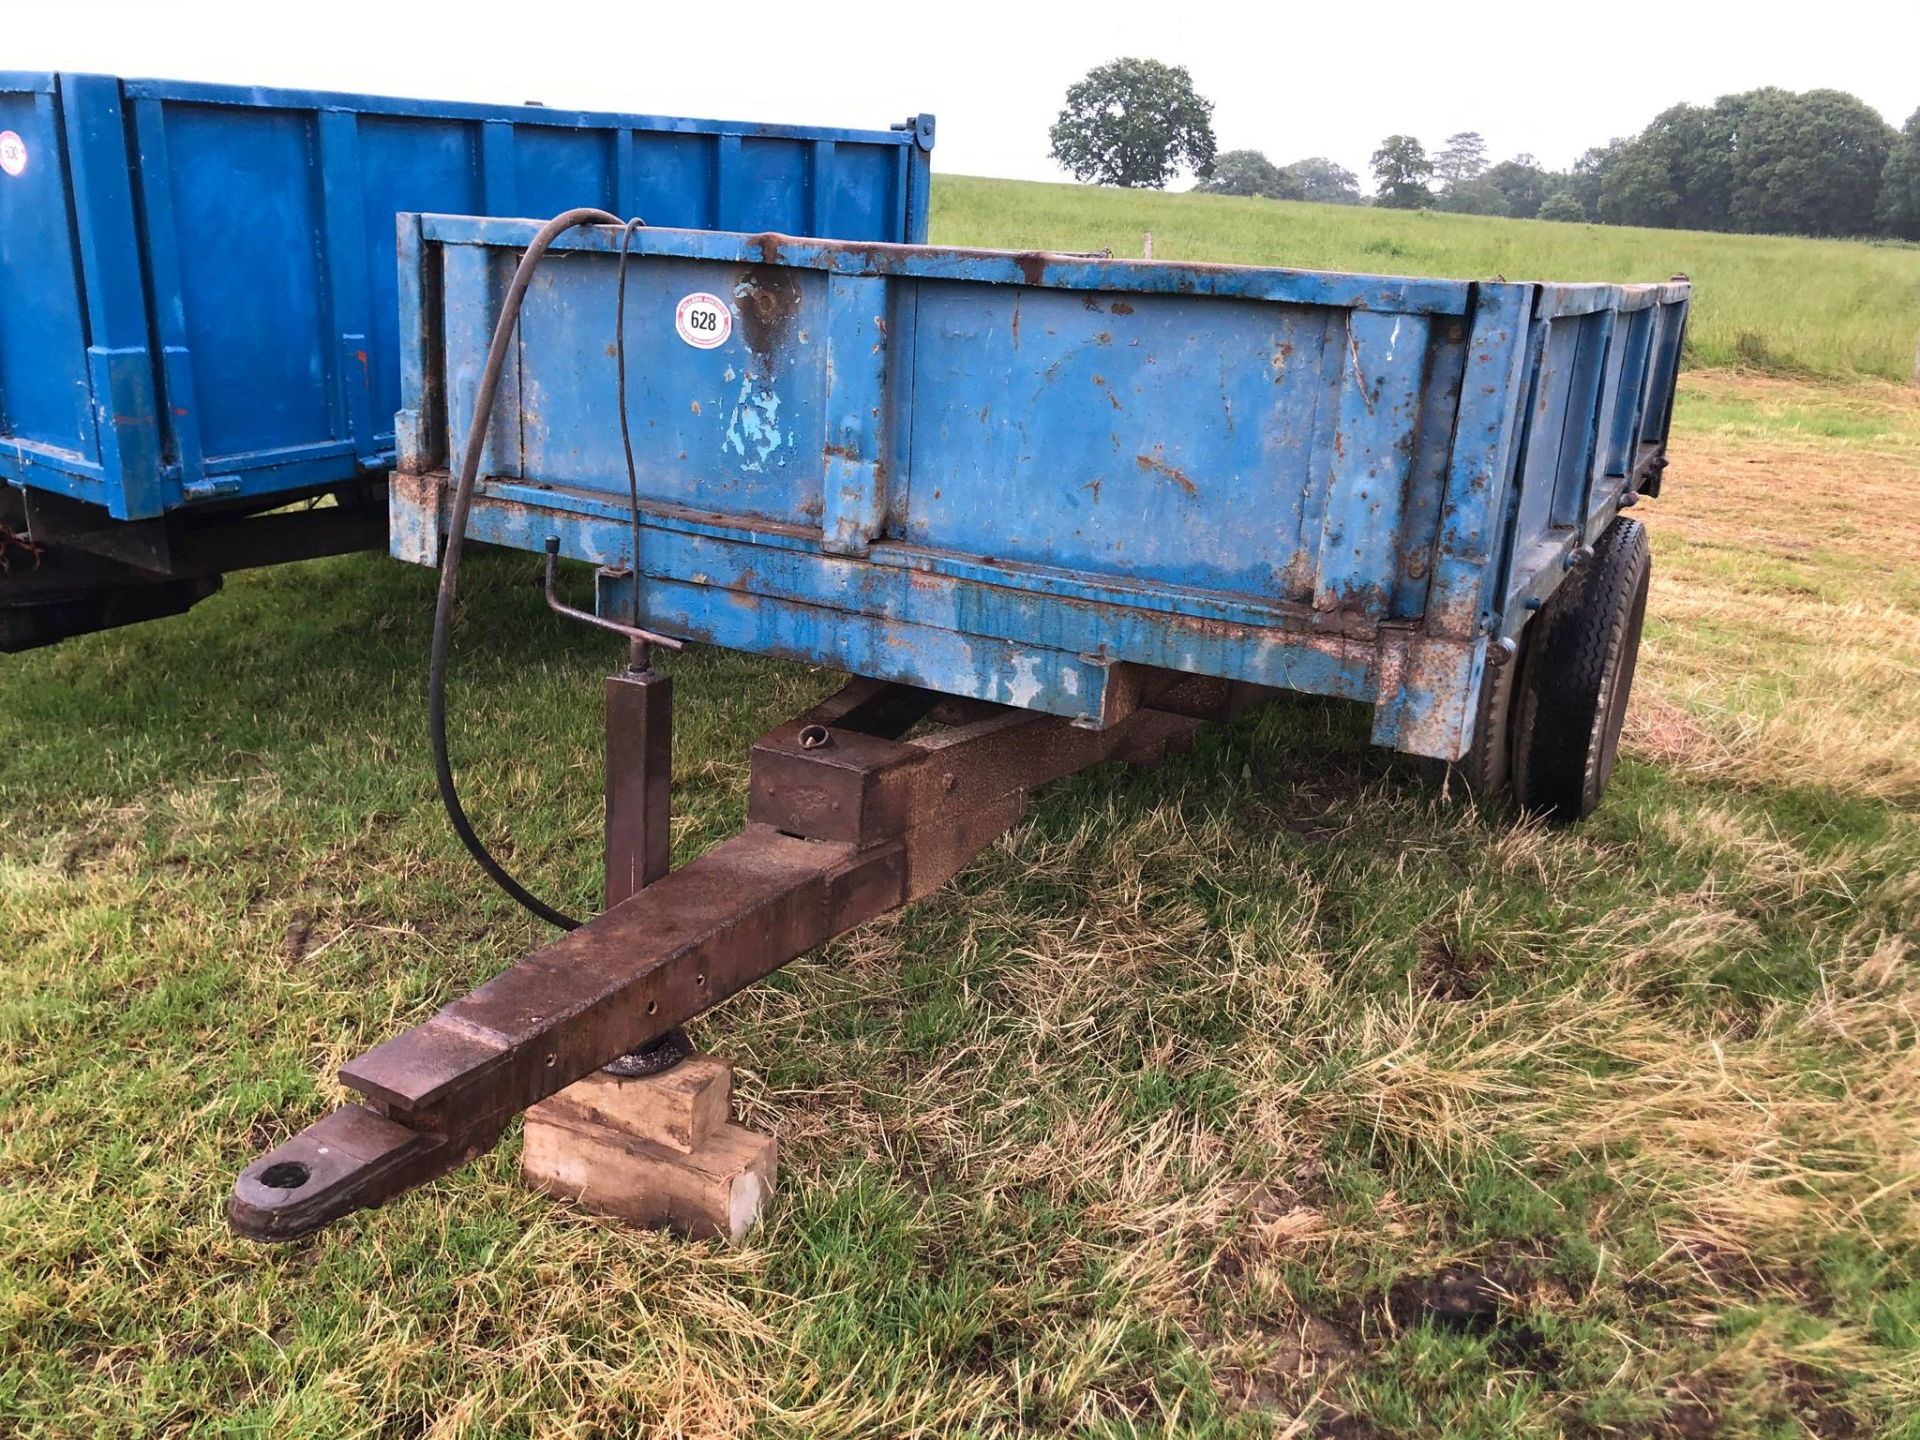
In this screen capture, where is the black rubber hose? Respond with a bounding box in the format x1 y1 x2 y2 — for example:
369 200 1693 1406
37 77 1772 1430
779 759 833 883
614 217 647 629
430 207 618 931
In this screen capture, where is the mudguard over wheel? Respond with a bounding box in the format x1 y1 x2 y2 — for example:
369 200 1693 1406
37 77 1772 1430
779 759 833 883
1511 516 1652 822
1459 629 1520 802
1456 622 1527 802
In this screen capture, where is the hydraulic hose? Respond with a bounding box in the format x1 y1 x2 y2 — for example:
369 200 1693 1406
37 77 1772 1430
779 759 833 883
615 216 648 630
430 207 619 931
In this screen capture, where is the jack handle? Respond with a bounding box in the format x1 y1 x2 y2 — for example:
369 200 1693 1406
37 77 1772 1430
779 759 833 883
543 536 684 652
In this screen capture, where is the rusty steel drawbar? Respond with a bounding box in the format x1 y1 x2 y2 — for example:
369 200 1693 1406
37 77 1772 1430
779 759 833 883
229 674 1259 1237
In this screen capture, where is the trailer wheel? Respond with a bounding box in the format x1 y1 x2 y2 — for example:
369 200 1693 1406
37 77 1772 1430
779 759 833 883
1511 516 1651 822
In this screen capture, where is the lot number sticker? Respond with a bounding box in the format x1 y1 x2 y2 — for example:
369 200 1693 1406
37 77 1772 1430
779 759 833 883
0 132 26 178
675 292 732 349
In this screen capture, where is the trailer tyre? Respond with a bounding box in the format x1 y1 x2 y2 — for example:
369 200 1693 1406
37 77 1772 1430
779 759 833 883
1510 516 1650 822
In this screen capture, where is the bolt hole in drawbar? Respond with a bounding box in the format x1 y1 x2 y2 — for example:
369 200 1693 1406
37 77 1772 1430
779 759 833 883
260 1161 311 1190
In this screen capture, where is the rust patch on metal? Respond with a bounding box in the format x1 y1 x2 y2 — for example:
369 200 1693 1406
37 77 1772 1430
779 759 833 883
1347 332 1374 412
1110 300 1134 315
1015 252 1049 286
734 265 802 373
1135 452 1198 497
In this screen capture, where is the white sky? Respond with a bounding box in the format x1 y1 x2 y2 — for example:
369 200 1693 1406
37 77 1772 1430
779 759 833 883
7 0 1916 190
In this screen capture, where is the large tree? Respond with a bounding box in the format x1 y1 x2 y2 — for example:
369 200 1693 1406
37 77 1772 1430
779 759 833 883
1599 96 1749 230
1437 175 1510 216
1729 88 1894 236
1048 58 1217 189
1878 108 1920 240
1484 155 1555 219
1195 149 1302 200
1599 135 1687 228
1537 190 1588 223
1565 140 1626 222
1370 135 1433 209
1285 156 1362 205
1433 131 1489 188
1599 88 1895 236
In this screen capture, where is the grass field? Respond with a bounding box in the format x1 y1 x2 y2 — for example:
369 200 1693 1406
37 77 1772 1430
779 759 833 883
2 183 1919 1437
934 176 1920 384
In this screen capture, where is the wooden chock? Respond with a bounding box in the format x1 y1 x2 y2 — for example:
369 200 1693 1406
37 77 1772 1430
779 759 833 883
522 1054 775 1241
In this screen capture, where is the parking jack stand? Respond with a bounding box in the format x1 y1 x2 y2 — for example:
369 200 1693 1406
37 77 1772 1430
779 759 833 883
600 643 693 1078
519 642 776 1237
603 640 671 908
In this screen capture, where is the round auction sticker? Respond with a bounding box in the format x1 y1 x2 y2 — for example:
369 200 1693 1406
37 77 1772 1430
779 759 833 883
675 292 731 349
0 132 27 178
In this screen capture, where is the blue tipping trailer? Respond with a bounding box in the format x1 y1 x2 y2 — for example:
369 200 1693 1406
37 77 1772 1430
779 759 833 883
0 72 933 648
230 216 1690 1238
389 218 1688 772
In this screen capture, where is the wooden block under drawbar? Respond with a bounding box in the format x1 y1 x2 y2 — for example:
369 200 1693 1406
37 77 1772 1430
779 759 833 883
525 1055 731 1154
522 1117 776 1242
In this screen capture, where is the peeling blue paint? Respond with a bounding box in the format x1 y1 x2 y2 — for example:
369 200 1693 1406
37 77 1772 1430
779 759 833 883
722 374 786 472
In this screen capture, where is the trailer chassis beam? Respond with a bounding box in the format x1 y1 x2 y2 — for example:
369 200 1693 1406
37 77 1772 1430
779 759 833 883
229 676 1206 1240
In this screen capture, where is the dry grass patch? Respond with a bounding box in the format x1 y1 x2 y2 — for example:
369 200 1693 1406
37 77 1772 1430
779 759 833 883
1631 373 1920 804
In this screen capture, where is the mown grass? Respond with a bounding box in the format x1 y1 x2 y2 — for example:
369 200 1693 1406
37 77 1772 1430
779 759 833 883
931 175 1920 384
2 372 1916 1436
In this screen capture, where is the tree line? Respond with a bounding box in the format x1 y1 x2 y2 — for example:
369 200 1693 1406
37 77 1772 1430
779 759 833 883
1048 59 1920 240
1359 90 1919 239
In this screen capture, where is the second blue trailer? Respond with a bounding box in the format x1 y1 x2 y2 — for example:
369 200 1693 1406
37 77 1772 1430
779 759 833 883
0 72 932 648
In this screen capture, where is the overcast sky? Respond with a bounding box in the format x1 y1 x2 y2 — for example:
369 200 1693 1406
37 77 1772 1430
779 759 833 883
8 0 1916 190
